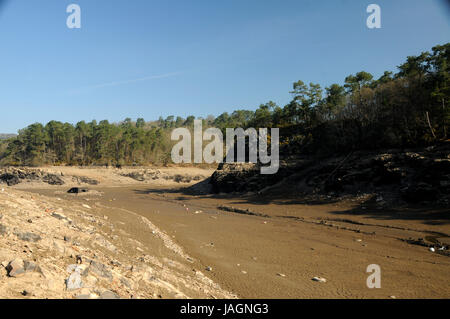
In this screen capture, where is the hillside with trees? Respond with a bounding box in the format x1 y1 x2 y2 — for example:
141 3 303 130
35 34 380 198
0 43 448 167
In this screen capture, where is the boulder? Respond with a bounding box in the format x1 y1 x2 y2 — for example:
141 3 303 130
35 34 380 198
0 174 20 186
6 258 42 277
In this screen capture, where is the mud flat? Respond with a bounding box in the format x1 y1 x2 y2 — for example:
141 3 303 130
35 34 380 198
22 182 450 299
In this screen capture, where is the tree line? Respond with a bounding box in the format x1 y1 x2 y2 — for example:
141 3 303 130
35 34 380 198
0 43 448 166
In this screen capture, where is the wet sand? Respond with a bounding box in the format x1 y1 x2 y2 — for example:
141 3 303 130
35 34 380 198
25 185 450 299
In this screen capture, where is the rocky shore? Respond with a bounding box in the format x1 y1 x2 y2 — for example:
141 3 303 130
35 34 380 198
0 168 65 186
0 187 235 299
0 167 208 188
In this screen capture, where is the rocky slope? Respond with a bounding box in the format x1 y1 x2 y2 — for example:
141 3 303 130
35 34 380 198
208 142 450 206
0 187 235 299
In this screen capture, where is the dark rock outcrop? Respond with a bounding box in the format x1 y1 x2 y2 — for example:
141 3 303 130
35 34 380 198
0 168 65 186
42 174 64 185
0 173 20 186
207 142 450 205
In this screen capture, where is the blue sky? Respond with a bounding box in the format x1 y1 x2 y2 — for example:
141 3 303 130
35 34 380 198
0 0 449 133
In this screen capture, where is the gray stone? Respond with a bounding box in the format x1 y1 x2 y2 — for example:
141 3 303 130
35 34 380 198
16 232 41 242
88 260 112 280
51 212 67 220
100 290 120 299
66 272 82 290
0 223 8 235
6 258 42 277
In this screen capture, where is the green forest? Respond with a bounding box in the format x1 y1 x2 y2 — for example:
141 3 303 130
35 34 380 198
1 43 448 167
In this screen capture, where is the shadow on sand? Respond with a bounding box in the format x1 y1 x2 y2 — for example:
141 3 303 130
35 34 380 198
133 186 450 226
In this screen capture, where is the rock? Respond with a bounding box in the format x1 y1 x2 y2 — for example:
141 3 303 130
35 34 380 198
42 174 64 185
67 187 88 194
87 260 113 280
122 172 146 182
51 212 68 220
0 223 8 235
66 264 87 274
277 273 286 277
205 266 212 271
5 259 24 276
66 271 82 290
429 247 436 252
71 176 98 185
0 173 20 186
312 276 327 283
6 259 42 277
16 232 41 242
100 290 120 299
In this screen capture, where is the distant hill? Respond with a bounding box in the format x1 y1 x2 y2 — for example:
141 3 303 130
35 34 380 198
0 134 16 140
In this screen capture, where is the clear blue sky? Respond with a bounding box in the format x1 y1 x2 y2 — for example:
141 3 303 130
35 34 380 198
0 0 449 133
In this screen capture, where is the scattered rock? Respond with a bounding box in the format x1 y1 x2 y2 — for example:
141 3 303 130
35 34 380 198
72 176 99 185
42 174 64 185
312 276 327 283
16 232 41 242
